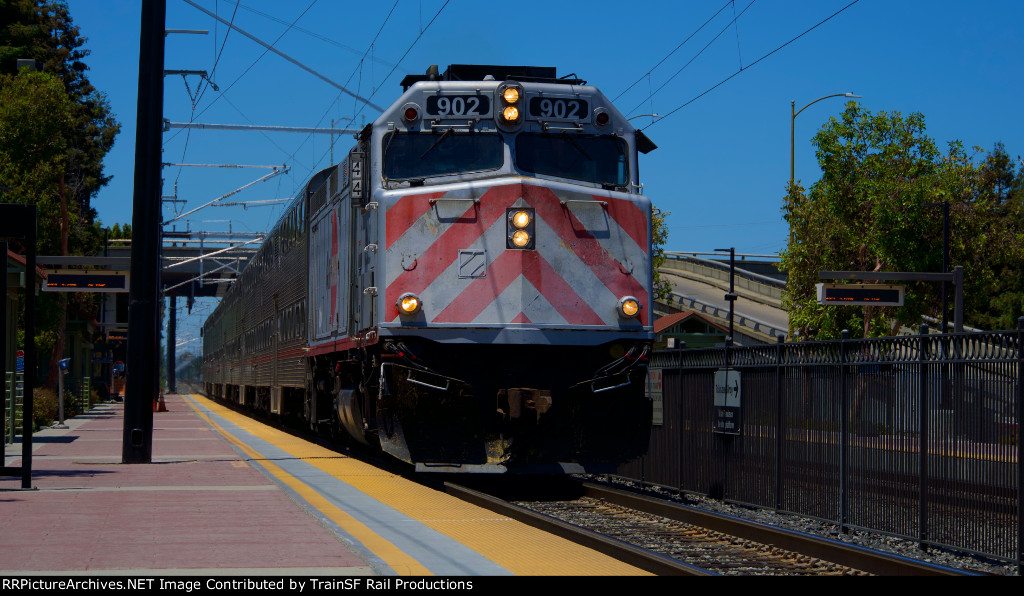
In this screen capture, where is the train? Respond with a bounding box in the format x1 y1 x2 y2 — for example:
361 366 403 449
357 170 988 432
201 64 658 473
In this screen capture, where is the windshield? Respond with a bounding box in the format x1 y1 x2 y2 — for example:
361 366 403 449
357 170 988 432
383 131 503 181
515 133 628 186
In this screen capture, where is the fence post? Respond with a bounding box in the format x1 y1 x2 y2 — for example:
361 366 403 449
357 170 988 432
1016 317 1022 575
919 323 930 550
677 340 686 495
839 329 849 532
775 334 784 511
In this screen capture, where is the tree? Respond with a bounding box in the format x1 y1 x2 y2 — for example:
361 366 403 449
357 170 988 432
1 1 121 389
651 206 672 301
0 69 75 385
1 0 120 226
967 146 1024 330
780 104 1022 338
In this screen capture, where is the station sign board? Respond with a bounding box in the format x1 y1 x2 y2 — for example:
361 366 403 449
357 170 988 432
43 271 129 293
816 283 904 307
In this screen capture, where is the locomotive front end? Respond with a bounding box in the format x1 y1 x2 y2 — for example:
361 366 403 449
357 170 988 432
369 66 657 472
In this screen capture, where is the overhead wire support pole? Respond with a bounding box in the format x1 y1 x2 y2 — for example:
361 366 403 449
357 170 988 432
125 0 165 465
182 0 384 112
212 199 292 209
163 167 288 225
164 121 360 136
163 237 263 270
163 275 235 294
161 162 287 169
164 69 218 90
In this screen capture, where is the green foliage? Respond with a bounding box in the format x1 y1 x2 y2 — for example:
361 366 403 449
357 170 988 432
0 69 73 252
29 386 78 430
107 222 132 240
1 1 121 389
651 206 672 301
782 103 1024 338
1 0 121 236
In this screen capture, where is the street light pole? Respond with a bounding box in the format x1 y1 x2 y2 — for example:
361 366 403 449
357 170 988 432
790 92 862 189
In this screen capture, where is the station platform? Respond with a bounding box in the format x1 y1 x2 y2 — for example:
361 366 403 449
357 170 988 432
1 393 650 577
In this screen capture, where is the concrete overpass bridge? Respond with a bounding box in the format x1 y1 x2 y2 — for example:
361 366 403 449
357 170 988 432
654 251 789 345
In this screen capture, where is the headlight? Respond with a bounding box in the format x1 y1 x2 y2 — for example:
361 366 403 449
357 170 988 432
511 230 531 248
511 210 531 229
502 86 520 104
506 207 535 250
397 293 421 315
617 296 640 319
497 84 523 128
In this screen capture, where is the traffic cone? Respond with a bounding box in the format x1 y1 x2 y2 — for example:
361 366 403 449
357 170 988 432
156 394 167 412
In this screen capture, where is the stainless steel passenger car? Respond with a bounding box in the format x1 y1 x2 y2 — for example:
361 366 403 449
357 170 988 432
203 65 658 473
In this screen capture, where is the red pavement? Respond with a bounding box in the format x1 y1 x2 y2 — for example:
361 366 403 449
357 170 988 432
0 394 374 575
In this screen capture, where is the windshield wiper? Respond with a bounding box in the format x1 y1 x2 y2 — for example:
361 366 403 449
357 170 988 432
421 128 455 159
561 131 592 161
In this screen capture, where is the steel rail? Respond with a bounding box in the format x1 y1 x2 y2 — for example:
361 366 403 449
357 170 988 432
443 482 714 576
580 482 977 576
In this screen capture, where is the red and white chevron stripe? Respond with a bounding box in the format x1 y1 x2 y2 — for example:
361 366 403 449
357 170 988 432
384 182 650 328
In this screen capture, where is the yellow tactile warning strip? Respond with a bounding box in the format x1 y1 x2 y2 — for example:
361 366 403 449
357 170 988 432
184 393 650 576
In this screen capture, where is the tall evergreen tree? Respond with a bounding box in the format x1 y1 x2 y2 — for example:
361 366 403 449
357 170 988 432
1 0 120 237
1 0 121 390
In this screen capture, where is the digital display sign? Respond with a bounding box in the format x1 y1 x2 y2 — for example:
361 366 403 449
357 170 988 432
816 283 904 306
44 272 129 292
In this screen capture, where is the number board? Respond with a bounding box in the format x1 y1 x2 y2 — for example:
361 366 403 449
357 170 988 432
425 94 491 118
528 96 590 122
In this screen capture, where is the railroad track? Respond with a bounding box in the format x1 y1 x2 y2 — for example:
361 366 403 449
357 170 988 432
444 480 977 576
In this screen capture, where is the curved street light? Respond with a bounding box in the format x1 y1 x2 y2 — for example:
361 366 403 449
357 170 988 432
790 92 862 188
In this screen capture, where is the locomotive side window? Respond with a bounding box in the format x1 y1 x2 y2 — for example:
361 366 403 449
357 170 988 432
383 131 503 181
515 133 628 187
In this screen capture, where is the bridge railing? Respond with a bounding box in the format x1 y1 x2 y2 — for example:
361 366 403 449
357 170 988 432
666 291 788 340
662 252 785 308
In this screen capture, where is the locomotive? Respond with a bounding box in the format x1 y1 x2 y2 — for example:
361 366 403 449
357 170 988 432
202 64 658 473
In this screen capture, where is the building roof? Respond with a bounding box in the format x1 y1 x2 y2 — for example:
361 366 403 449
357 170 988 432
653 310 729 335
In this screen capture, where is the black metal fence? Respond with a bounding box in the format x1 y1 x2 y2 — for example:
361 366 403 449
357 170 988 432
620 323 1023 568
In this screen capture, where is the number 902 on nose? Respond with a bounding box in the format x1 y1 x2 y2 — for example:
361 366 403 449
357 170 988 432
425 94 491 118
528 97 590 122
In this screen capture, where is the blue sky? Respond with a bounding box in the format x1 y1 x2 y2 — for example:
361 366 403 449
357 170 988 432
64 0 1024 347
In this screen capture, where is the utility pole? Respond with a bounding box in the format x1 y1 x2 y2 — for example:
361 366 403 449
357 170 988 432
124 0 165 464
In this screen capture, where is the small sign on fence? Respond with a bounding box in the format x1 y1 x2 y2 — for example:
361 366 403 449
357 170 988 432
713 368 741 435
647 368 664 426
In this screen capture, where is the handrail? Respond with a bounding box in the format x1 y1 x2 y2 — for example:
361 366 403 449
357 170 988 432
664 250 782 261
921 315 983 334
665 254 786 288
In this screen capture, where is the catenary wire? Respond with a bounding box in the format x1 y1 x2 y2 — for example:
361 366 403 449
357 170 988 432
639 0 862 131
613 0 734 102
626 0 757 117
